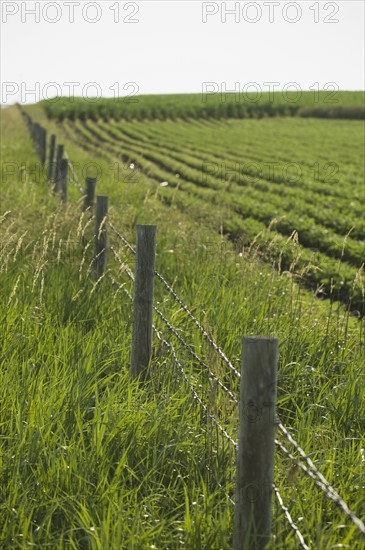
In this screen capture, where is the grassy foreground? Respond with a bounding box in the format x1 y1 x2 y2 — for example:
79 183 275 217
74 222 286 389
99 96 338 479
0 105 365 549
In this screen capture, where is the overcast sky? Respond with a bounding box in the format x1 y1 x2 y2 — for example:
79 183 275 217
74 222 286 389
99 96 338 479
1 0 364 104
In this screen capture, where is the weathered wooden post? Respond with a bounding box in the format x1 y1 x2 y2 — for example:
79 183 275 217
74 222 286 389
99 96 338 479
94 195 109 279
47 134 56 180
233 336 278 550
32 123 40 152
83 176 97 211
60 158 69 205
39 127 47 165
130 224 156 379
29 119 34 141
54 144 64 192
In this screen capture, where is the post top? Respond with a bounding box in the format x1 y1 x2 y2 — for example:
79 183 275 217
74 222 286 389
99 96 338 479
243 335 278 342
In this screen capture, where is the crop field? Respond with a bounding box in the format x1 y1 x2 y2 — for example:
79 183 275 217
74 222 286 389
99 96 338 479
1 99 365 549
42 91 365 122
54 112 365 312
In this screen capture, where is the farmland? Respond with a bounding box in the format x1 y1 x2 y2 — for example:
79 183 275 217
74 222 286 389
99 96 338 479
55 110 365 312
1 97 365 549
42 91 365 122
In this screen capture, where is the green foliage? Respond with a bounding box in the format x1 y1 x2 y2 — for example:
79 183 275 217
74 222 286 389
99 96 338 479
44 113 365 313
1 105 365 549
298 104 365 120
41 91 365 122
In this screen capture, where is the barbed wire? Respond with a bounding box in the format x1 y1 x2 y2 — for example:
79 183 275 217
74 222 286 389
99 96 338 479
108 221 241 379
273 483 310 550
277 421 365 535
153 305 239 405
109 245 238 405
109 222 136 255
108 273 238 514
105 269 351 546
154 269 241 379
275 438 365 535
21 117 361 542
155 329 239 452
109 263 313 547
108 233 365 538
107 270 238 451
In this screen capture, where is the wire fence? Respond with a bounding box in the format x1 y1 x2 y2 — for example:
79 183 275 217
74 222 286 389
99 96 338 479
107 261 310 548
108 220 365 543
20 109 365 546
62 149 84 196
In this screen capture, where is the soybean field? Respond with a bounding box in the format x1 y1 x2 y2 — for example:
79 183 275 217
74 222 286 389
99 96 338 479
55 112 365 312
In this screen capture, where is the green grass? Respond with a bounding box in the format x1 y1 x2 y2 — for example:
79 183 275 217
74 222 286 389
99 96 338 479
1 104 365 549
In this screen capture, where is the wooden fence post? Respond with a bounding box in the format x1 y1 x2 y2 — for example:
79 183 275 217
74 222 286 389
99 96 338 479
32 123 40 153
54 144 64 192
60 158 69 205
47 134 56 180
40 127 47 165
233 336 278 550
83 176 97 211
130 224 157 379
94 195 109 279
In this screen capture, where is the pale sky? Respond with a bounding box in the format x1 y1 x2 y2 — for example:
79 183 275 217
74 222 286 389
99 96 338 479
1 0 364 104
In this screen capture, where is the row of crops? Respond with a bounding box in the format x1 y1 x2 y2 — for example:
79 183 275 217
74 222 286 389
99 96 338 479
43 91 365 121
54 113 365 312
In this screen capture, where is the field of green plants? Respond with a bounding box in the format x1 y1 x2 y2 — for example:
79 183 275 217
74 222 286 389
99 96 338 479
42 91 365 122
1 98 365 549
53 111 365 313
